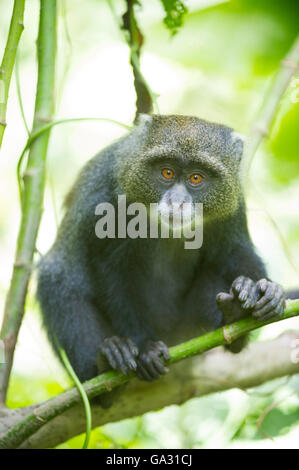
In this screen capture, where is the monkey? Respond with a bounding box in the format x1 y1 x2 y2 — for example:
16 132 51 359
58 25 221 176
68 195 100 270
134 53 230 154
37 114 285 384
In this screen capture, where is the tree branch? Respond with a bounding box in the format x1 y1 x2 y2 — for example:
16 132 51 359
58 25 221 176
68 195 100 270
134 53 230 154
0 0 57 404
0 0 25 149
122 0 155 121
242 34 299 177
0 300 298 449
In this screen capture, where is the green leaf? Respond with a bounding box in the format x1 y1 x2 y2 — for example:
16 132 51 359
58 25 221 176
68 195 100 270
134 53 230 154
159 0 188 35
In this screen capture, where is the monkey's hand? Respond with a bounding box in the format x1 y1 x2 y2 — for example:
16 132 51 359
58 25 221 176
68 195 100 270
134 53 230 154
99 336 139 376
217 276 285 324
136 340 170 382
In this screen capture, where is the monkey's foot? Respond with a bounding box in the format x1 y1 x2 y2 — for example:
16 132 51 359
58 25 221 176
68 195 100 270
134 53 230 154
220 276 285 321
136 340 170 382
99 336 139 375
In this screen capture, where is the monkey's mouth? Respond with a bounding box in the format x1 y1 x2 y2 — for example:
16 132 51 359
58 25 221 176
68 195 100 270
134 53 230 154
158 203 196 231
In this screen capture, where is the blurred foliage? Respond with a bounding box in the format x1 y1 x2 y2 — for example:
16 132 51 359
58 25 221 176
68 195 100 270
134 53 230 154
147 0 299 75
0 0 298 450
7 376 64 409
269 93 299 183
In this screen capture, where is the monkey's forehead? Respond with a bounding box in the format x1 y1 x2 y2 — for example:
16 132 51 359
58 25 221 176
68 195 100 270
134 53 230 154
140 114 241 159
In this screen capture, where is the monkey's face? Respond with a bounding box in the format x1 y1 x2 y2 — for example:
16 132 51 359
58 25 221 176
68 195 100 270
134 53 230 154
148 162 205 231
118 115 244 225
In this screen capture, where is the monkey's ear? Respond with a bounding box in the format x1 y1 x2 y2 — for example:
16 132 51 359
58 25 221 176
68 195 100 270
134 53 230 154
231 131 246 159
135 113 153 128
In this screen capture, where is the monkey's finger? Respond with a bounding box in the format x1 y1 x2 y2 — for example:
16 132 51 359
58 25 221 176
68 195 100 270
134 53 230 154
116 339 137 365
274 298 285 317
232 276 246 294
216 292 238 320
126 338 139 357
149 353 169 375
136 362 154 381
238 278 254 302
216 292 234 309
118 342 137 371
101 347 119 371
254 282 276 311
141 355 162 379
242 285 260 310
255 297 285 321
253 297 279 319
156 341 170 361
232 276 254 300
257 278 268 294
255 282 282 311
154 360 169 375
108 339 130 375
216 292 232 303
253 285 284 318
100 339 122 369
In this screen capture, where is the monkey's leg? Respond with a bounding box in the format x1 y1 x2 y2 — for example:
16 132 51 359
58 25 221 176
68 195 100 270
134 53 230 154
44 298 114 381
40 294 134 407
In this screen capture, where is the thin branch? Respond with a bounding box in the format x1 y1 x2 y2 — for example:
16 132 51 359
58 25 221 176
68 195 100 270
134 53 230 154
0 300 298 449
122 0 156 121
0 0 25 149
17 117 132 204
0 0 57 404
242 34 299 179
15 52 30 136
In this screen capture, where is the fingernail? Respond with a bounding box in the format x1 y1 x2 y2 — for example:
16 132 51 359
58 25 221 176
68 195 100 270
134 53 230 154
239 291 247 301
259 280 267 291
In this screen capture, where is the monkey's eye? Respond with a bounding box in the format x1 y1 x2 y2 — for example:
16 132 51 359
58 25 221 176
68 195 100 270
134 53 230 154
189 173 203 186
161 168 175 180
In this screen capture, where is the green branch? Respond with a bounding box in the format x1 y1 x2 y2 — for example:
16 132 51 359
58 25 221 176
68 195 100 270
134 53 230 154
0 0 25 149
0 299 298 449
0 0 57 404
107 0 158 121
